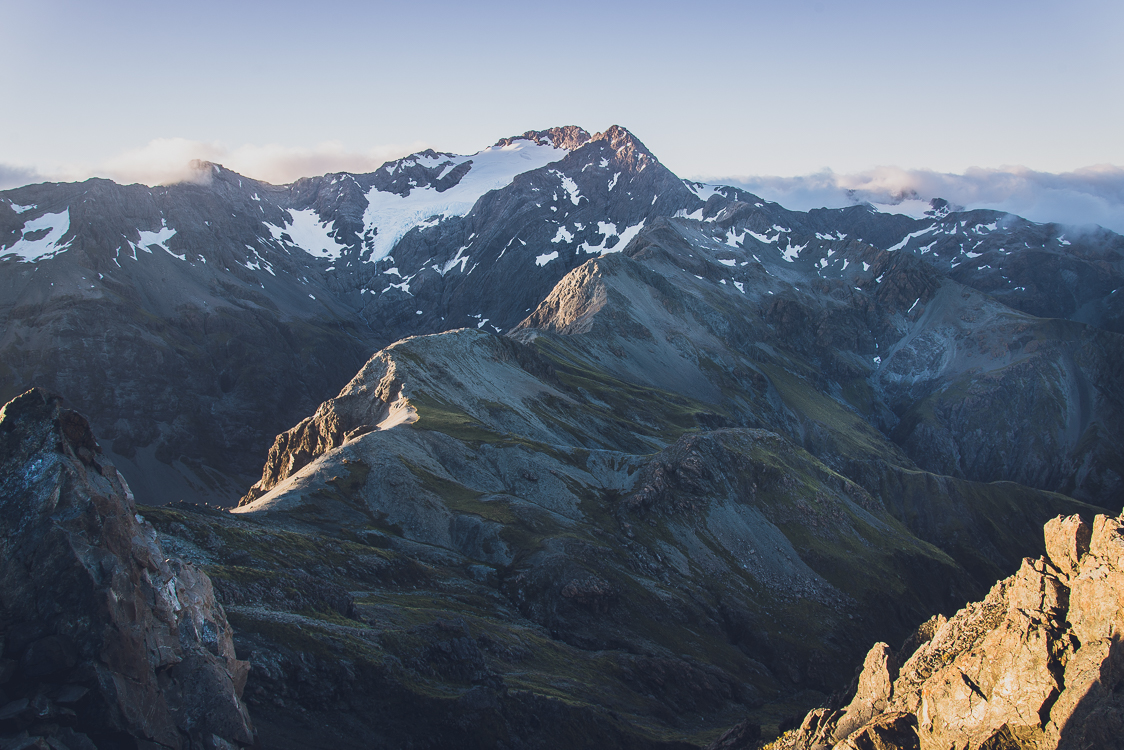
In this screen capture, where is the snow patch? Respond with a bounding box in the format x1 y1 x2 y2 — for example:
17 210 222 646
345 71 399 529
578 220 646 255
746 230 776 244
535 250 559 267
717 258 737 267
134 222 179 259
551 225 574 244
781 241 807 263
554 171 582 205
683 181 723 202
270 208 347 260
439 245 471 276
1 210 72 262
886 226 935 252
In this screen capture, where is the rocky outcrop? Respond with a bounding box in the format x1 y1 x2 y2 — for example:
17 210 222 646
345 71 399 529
773 512 1124 750
0 389 253 749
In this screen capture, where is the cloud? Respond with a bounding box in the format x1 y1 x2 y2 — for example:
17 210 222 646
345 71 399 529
0 163 44 190
39 138 431 188
711 165 1124 234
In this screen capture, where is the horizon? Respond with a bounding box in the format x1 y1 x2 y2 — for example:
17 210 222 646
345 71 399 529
5 123 1124 234
3 0 1122 229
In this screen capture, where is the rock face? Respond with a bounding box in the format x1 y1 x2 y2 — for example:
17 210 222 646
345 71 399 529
773 512 1124 750
0 389 253 749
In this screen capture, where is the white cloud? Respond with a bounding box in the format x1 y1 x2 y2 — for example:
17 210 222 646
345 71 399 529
40 138 430 188
710 165 1124 234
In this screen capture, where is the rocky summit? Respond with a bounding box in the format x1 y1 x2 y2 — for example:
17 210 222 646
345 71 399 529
0 124 1122 748
770 512 1124 750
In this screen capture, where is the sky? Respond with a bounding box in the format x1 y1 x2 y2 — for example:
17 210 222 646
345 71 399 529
2 0 1123 229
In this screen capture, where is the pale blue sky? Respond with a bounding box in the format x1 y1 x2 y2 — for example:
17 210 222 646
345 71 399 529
1 0 1121 184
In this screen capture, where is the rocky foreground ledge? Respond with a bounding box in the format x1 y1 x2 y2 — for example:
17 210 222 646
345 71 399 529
0 389 253 749
753 512 1124 750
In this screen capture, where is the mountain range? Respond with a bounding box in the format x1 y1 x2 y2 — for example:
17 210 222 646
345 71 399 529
1 125 1122 747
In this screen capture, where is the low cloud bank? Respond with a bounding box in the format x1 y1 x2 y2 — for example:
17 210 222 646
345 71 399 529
6 144 1123 236
2 138 428 190
90 138 428 186
0 164 43 190
713 165 1124 234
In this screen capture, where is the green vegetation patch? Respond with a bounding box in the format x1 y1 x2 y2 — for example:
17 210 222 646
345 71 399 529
400 457 517 525
759 362 904 463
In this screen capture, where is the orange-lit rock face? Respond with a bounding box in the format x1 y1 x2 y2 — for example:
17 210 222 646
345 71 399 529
777 512 1124 750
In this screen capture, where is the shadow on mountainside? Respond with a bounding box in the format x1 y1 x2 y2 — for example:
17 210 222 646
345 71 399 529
1057 634 1124 750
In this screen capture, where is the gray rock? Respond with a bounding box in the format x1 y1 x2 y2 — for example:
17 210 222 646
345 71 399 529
0 389 253 749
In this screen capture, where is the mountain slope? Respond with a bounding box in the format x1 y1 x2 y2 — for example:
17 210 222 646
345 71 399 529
220 223 1108 742
1 124 1121 512
3 123 1123 746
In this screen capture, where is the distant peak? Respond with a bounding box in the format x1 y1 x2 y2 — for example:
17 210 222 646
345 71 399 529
925 197 962 218
495 126 592 151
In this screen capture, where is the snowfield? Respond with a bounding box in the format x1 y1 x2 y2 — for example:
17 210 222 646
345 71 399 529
362 139 568 262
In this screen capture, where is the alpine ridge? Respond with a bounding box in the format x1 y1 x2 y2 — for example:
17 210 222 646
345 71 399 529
0 124 1122 747
3 125 1121 507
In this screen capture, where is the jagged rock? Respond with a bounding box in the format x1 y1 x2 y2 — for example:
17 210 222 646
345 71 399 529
770 512 1124 750
1043 515 1091 577
831 644 898 742
836 713 918 750
0 389 253 749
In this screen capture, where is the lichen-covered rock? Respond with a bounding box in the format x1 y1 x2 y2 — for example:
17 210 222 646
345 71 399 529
0 389 253 749
771 512 1124 750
